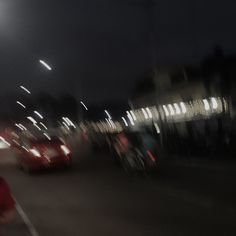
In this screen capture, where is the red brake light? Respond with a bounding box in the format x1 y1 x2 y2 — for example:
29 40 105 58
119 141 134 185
146 150 156 162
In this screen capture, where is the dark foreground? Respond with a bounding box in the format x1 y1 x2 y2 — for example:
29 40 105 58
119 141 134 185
0 148 236 236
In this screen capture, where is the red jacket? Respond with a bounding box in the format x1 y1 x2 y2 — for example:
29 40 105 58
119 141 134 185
0 177 15 213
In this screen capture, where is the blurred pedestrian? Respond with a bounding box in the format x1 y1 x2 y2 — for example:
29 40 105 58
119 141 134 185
0 177 15 225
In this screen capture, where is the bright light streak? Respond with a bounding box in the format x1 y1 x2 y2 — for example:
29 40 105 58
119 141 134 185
62 122 70 130
34 123 41 131
122 117 128 127
145 107 153 119
34 111 43 119
22 146 29 152
174 103 181 114
80 101 88 111
154 122 160 134
40 122 48 130
18 124 27 131
127 113 135 126
30 148 41 157
211 97 218 109
43 133 51 140
39 60 52 71
130 111 137 121
105 118 112 128
20 86 31 94
104 110 112 119
61 145 70 155
62 117 70 126
65 118 76 128
109 119 116 129
126 111 131 117
0 136 11 147
126 111 136 123
168 104 175 115
15 124 24 131
16 101 26 109
163 105 169 117
180 102 187 114
142 108 148 119
203 99 210 111
27 116 37 124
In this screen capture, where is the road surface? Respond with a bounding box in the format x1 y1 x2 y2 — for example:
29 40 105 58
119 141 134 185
0 147 236 236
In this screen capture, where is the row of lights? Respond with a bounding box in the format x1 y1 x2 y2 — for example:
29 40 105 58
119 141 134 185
61 117 76 131
80 97 225 134
89 121 122 133
123 97 224 127
14 85 52 140
162 102 187 117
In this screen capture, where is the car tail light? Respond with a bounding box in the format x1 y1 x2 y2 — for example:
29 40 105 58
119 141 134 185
30 148 41 157
60 145 70 155
146 150 156 162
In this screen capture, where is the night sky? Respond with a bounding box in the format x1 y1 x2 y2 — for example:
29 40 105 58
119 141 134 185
0 0 236 103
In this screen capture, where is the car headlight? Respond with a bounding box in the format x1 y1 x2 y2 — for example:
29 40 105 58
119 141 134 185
60 145 70 155
30 148 41 157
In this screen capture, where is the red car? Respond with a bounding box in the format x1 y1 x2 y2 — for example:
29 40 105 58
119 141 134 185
17 137 72 172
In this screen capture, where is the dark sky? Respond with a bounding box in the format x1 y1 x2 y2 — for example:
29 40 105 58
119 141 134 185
0 0 236 103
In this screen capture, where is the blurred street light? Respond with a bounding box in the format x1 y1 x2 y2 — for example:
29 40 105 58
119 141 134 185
40 122 48 130
203 99 210 111
80 101 88 111
168 104 175 115
16 101 26 109
142 108 148 119
127 112 135 126
34 111 43 119
39 60 52 71
122 117 128 127
62 121 70 130
174 103 181 114
18 123 27 131
130 111 137 121
15 124 24 131
43 133 51 140
65 117 76 128
154 122 160 134
20 86 31 94
211 97 218 109
105 110 112 119
163 105 169 117
34 123 41 131
145 107 153 118
62 117 70 126
27 116 37 124
180 102 187 114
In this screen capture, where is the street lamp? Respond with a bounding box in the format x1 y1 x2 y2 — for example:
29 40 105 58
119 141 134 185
80 101 88 111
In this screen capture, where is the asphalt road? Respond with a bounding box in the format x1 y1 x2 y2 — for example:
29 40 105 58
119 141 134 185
0 147 236 236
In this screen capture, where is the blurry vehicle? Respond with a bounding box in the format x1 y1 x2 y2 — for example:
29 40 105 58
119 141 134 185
111 130 159 173
16 136 72 172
